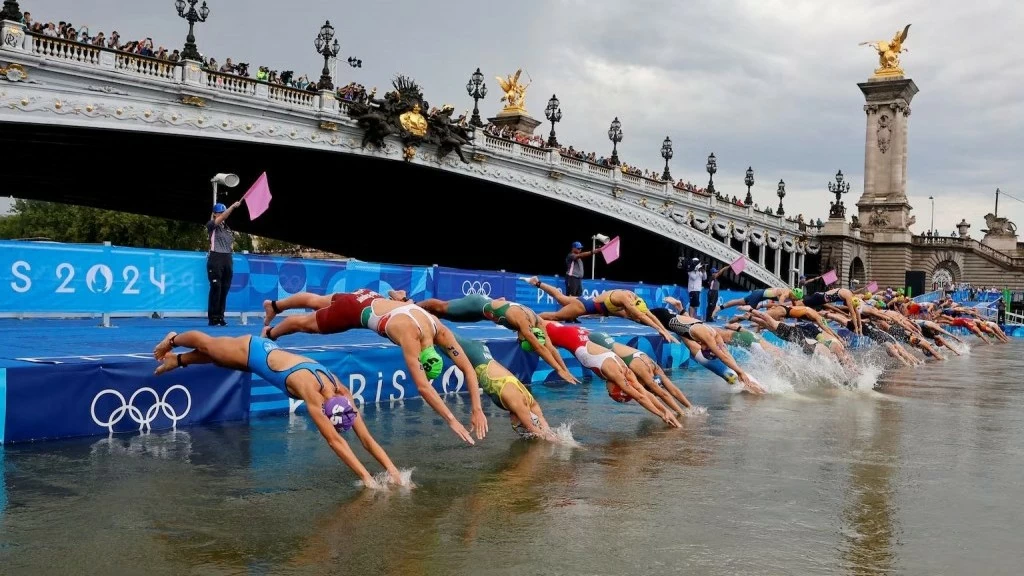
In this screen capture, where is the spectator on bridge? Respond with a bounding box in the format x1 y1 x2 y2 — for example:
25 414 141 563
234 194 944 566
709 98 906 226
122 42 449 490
565 241 598 316
207 201 241 326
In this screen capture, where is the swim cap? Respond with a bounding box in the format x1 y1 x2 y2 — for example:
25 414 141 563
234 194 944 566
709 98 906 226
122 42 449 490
212 203 226 214
608 383 632 403
519 327 547 352
897 288 905 295
791 288 805 300
635 298 650 314
419 346 443 379
852 298 863 308
511 413 541 438
323 396 357 432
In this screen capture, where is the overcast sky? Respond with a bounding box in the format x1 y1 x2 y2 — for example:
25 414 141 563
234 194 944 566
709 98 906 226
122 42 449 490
11 0 1023 235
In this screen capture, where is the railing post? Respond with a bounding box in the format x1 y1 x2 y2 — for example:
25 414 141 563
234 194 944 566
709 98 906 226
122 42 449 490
255 81 269 100
319 89 338 113
0 19 28 53
180 59 206 87
611 165 622 182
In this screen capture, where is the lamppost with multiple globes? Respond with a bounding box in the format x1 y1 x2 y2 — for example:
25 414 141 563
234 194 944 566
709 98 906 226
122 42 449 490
607 117 623 165
544 94 562 148
465 68 487 128
744 166 754 206
706 152 717 195
828 169 851 219
313 20 341 90
174 0 210 62
776 179 787 216
660 137 673 181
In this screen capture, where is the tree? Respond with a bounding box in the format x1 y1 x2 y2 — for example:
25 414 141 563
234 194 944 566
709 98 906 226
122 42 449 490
0 199 208 250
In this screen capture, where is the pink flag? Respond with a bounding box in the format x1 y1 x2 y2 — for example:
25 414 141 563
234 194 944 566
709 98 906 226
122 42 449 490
730 255 746 275
865 281 878 293
241 172 272 220
821 269 838 285
600 236 621 264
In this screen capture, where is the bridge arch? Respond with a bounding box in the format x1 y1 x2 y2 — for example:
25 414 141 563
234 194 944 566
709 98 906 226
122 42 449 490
923 250 964 288
848 256 867 287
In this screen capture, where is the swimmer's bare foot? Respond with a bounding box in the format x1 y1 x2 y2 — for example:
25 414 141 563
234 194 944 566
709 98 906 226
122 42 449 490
521 276 540 287
154 354 178 375
262 300 277 326
387 289 407 301
261 325 273 339
154 331 177 360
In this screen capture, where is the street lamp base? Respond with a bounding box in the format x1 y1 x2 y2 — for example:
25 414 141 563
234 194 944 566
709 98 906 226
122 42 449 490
181 43 201 62
546 136 559 148
469 114 484 128
662 170 672 181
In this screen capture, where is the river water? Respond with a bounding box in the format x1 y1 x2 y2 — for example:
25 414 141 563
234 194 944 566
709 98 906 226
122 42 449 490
2 341 1024 575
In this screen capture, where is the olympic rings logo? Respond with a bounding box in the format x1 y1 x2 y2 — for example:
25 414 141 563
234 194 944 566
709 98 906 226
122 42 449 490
461 280 491 296
90 385 192 433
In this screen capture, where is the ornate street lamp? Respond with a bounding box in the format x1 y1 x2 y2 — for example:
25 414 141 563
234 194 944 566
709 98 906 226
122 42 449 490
174 0 210 62
607 117 623 165
660 137 674 181
544 94 562 148
828 169 851 219
706 152 717 195
465 67 488 128
744 166 754 206
313 20 342 90
1 0 23 22
776 179 787 216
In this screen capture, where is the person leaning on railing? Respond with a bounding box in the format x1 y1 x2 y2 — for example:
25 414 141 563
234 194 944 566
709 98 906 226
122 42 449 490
207 201 241 326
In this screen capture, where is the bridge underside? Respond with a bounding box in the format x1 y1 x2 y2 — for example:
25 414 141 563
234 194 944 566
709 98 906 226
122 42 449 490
1 122 717 286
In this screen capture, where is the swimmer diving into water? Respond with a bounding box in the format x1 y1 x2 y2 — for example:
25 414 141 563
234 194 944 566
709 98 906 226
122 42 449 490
588 331 695 416
152 331 403 488
525 277 679 344
263 290 489 445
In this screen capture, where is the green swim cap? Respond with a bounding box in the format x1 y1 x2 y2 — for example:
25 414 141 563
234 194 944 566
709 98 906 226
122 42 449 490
791 288 804 300
519 327 547 352
419 346 443 380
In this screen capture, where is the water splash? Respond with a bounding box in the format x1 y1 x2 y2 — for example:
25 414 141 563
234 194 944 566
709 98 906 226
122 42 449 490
356 468 416 491
739 341 887 393
681 405 708 417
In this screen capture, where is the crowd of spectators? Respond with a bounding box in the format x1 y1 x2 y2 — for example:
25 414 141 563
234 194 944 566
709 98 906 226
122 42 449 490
17 10 371 101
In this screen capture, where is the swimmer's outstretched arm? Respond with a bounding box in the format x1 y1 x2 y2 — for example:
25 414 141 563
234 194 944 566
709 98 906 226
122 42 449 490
435 325 488 440
295 385 379 486
617 370 680 428
623 299 677 343
397 336 477 446
651 365 694 410
705 330 764 394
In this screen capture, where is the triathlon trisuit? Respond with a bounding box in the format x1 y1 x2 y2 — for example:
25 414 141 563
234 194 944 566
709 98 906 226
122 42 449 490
580 297 609 316
443 294 493 322
773 321 804 344
545 322 619 378
744 289 768 307
362 302 438 338
651 308 704 340
885 322 911 343
802 290 844 310
483 301 538 329
855 321 898 345
691 348 738 384
455 335 534 411
314 288 383 334
916 320 940 340
951 317 975 329
247 336 338 399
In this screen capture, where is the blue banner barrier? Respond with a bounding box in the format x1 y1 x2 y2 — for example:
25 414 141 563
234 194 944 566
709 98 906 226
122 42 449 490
2 363 249 442
0 241 437 315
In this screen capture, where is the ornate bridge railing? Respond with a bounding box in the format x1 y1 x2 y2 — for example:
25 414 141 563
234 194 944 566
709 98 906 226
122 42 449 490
912 235 1024 269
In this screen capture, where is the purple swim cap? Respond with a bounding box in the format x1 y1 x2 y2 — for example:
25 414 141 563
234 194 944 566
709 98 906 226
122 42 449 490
323 396 357 432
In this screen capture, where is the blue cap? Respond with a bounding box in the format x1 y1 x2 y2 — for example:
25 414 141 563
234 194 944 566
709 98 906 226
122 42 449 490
213 203 227 214
572 241 583 249
711 267 718 274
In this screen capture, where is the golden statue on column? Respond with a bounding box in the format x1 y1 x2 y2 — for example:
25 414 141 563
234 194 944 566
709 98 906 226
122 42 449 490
859 24 911 78
495 69 531 115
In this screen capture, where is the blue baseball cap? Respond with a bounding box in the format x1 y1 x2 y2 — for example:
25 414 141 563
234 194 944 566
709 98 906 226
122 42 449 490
711 267 718 274
572 241 583 249
213 203 227 214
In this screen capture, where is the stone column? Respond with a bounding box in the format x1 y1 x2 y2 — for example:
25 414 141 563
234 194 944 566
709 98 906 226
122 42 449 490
1 19 28 53
758 243 766 267
856 76 919 240
774 247 781 277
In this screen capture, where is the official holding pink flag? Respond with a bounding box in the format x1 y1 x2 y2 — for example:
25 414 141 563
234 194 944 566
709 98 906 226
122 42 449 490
206 199 241 326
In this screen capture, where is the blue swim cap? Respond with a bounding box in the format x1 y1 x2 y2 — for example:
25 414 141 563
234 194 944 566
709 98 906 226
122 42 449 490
213 203 227 214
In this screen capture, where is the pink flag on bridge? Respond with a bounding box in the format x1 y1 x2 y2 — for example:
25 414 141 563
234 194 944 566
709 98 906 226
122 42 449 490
821 269 838 285
865 281 878 293
242 172 272 220
600 236 621 264
730 255 746 275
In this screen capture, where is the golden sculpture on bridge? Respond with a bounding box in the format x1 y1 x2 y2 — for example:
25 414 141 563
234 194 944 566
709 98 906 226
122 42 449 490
859 24 911 78
496 69 531 115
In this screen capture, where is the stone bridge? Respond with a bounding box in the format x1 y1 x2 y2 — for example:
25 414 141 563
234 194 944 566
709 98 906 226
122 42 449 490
0 22 820 287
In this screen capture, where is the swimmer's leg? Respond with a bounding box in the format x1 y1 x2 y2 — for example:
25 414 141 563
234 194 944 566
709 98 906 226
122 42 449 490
416 298 447 316
539 299 587 321
527 277 576 307
263 311 321 340
155 331 248 374
264 292 332 325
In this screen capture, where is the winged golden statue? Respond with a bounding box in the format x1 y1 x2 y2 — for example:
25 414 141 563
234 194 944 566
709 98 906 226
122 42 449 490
496 69 530 114
859 24 911 77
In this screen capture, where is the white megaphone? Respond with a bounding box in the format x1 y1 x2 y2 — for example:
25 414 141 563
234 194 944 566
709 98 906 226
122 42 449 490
593 233 611 245
210 173 240 206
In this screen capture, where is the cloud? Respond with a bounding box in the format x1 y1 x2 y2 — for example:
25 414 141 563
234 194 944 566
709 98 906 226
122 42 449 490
24 0 1024 237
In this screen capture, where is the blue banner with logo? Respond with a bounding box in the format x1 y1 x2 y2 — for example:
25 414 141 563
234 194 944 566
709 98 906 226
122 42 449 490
2 363 249 443
0 241 437 315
